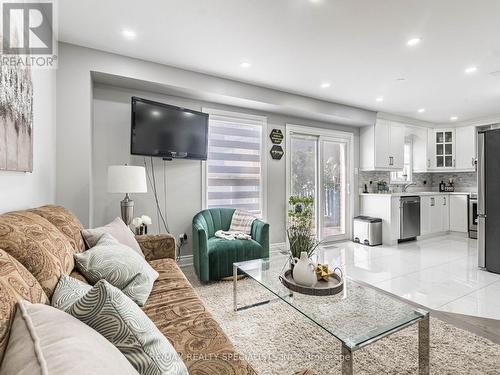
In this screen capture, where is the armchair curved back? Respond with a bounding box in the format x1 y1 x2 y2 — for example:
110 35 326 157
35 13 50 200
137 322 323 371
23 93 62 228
192 208 236 238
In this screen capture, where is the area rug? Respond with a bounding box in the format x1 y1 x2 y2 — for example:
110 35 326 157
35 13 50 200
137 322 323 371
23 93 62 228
183 267 500 375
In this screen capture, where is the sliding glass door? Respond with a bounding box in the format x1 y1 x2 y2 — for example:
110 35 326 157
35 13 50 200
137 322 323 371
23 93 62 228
287 126 351 242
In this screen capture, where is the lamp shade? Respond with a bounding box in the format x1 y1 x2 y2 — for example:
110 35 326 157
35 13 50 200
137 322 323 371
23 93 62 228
107 165 147 193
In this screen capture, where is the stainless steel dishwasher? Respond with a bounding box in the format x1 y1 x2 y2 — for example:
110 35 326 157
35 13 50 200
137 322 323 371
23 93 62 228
400 196 421 242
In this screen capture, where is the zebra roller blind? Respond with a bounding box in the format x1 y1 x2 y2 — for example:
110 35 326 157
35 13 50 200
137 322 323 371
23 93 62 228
206 110 265 217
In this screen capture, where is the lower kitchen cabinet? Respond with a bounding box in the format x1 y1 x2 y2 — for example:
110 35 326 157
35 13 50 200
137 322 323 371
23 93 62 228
420 195 450 235
449 194 469 232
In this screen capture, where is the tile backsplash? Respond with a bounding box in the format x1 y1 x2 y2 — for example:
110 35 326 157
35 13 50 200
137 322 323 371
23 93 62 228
359 171 477 193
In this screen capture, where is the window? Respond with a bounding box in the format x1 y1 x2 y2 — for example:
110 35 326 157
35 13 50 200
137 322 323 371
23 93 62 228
203 109 266 217
390 139 412 184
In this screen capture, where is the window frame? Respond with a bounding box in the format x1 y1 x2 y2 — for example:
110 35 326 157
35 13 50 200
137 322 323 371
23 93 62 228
201 108 267 220
390 138 413 185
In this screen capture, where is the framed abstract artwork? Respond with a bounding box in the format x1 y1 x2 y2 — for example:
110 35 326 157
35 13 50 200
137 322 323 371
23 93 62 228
0 63 33 172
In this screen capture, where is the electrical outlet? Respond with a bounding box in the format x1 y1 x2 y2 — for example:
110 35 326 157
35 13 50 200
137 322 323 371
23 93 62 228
179 233 188 245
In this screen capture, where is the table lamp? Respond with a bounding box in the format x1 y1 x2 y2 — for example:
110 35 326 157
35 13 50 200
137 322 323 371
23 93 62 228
107 165 147 225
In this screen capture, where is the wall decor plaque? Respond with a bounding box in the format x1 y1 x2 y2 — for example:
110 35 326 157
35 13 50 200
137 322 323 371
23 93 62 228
269 129 283 144
270 145 284 160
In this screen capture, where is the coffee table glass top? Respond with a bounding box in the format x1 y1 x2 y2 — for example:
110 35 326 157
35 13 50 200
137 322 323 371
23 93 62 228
234 247 428 350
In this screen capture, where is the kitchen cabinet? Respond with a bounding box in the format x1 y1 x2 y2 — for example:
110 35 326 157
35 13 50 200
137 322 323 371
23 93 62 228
406 126 428 172
449 195 468 232
455 126 477 171
360 119 405 170
431 129 455 169
420 194 449 235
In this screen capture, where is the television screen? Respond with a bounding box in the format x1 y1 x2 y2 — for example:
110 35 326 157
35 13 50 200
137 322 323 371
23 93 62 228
131 97 208 160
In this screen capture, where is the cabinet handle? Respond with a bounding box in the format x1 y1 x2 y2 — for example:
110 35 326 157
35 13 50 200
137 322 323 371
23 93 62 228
428 159 430 168
453 159 456 168
443 197 446 206
472 157 475 167
431 197 435 206
390 156 394 166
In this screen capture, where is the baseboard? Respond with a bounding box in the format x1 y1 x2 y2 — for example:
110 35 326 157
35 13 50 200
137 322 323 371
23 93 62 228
178 254 193 267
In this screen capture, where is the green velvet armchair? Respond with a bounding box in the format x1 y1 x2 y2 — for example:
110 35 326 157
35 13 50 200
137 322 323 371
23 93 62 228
192 208 269 282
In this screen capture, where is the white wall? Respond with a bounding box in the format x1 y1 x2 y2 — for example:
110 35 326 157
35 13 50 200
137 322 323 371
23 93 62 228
93 84 360 254
0 69 56 212
57 43 373 228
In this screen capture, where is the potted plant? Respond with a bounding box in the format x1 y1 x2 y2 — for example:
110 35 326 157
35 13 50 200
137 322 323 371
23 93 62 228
287 195 320 267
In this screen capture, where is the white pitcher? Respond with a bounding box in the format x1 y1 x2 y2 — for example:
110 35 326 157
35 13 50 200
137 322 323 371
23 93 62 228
292 252 317 287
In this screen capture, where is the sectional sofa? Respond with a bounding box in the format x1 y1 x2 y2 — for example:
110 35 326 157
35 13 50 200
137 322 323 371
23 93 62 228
0 205 255 374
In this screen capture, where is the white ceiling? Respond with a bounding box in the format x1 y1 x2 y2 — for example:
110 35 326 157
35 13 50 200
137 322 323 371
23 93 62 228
59 0 500 124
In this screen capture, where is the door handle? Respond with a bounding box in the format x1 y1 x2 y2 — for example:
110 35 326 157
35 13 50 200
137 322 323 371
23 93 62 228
478 213 487 218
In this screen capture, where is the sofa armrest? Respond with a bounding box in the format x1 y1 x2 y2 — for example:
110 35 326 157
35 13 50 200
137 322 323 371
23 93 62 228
251 219 269 258
135 234 176 261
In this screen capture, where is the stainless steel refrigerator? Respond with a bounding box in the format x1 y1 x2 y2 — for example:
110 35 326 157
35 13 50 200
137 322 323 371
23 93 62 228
478 128 500 273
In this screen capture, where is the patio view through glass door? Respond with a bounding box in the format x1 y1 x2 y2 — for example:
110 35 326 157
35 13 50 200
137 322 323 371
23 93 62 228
288 126 350 242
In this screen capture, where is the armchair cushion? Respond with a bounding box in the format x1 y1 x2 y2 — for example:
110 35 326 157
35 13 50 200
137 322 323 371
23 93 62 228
207 238 263 280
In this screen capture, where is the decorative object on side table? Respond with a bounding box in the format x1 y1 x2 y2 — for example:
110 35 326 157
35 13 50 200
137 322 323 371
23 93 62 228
132 215 152 235
107 165 147 225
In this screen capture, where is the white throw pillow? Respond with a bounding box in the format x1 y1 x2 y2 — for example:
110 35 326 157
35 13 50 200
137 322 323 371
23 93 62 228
0 300 139 375
74 233 158 306
82 217 144 256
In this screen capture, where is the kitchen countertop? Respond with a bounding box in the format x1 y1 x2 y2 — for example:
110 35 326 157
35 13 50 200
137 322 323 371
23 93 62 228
359 191 473 197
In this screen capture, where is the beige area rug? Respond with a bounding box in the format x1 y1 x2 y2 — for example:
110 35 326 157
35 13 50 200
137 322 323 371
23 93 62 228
183 267 500 375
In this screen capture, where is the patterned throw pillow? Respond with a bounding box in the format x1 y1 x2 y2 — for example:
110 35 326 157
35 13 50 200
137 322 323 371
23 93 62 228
67 280 188 375
74 233 158 306
51 275 91 312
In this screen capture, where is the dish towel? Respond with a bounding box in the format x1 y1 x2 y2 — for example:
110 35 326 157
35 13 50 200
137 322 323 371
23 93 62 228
215 230 251 241
229 210 256 235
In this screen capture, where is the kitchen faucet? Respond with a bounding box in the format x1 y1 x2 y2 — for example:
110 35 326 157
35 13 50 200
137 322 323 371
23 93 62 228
402 182 416 193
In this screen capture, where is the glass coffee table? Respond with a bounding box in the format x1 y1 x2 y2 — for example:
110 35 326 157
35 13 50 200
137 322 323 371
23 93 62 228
233 250 429 375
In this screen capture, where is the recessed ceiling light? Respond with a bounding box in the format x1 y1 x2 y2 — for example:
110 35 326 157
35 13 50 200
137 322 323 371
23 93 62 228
376 97 384 102
450 116 458 121
321 82 331 89
465 66 478 74
121 29 136 40
240 62 251 69
418 108 426 113
396 77 406 82
407 37 421 46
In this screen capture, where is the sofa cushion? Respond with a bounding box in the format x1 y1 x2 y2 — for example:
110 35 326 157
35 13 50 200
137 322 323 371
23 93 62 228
67 280 188 375
51 275 91 312
74 234 158 305
0 300 139 375
82 217 143 256
0 249 48 363
0 211 74 298
143 258 256 374
207 237 263 280
29 205 86 253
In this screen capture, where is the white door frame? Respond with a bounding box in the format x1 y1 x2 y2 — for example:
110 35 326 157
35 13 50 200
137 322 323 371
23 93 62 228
286 124 354 243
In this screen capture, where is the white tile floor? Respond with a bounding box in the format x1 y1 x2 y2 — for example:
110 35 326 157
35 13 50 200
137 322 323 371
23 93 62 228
321 234 500 320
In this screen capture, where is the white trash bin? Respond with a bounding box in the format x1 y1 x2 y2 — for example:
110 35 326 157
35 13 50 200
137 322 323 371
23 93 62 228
353 216 382 246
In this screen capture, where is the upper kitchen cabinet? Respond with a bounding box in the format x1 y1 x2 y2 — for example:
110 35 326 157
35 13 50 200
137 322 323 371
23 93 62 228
405 126 428 173
428 128 455 170
455 125 477 171
360 119 405 171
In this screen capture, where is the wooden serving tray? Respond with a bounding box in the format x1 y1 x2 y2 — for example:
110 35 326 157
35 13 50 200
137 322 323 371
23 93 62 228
279 268 344 296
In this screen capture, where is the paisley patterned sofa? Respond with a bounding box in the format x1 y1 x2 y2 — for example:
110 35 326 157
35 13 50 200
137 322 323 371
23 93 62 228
0 205 256 374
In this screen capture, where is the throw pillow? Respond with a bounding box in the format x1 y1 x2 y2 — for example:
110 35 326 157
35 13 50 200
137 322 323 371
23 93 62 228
51 275 91 312
0 300 139 375
229 209 256 234
74 233 158 305
67 280 188 375
0 249 48 363
82 217 143 256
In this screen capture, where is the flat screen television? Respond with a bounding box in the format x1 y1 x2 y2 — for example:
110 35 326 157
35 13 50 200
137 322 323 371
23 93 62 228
131 97 208 160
